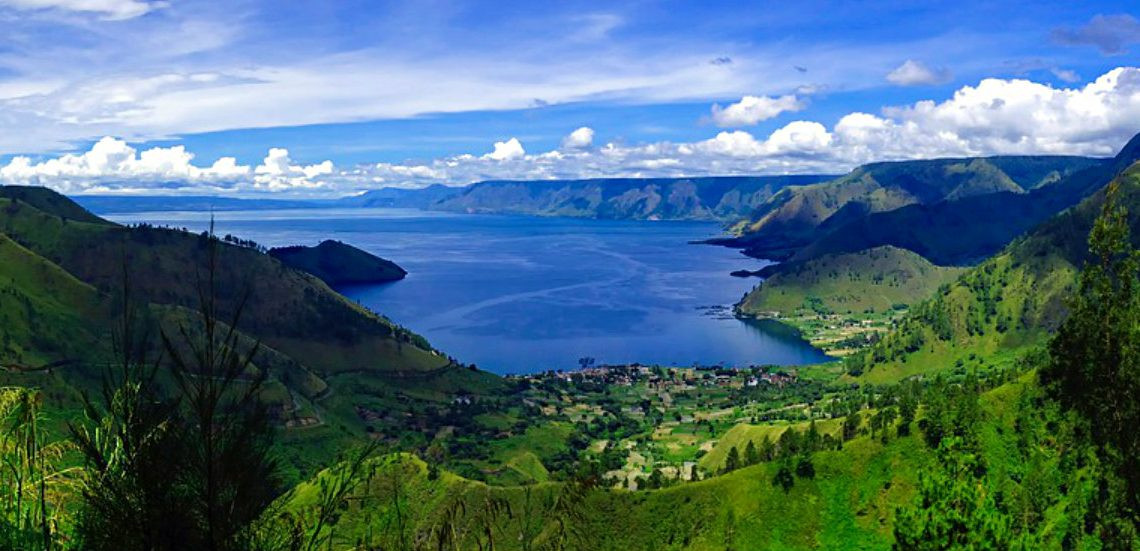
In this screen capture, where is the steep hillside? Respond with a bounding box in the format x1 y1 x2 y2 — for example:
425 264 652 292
847 163 1140 383
728 156 1104 260
738 246 965 317
0 233 105 369
435 175 833 220
269 240 407 286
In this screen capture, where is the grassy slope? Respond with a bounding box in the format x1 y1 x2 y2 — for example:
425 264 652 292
738 246 966 316
0 233 104 367
697 417 846 472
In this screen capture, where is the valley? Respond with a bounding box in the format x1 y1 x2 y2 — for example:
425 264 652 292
3 134 1140 549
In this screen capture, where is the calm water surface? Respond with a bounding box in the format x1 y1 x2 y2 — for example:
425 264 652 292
104 208 830 373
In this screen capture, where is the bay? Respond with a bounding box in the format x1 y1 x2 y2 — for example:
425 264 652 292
104 208 831 374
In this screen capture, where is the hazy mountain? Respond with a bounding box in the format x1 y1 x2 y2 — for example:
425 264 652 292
434 175 836 220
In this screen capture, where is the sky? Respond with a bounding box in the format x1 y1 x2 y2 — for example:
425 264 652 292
0 0 1138 196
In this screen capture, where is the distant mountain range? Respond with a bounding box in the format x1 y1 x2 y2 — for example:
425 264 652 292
75 176 836 221
432 175 834 220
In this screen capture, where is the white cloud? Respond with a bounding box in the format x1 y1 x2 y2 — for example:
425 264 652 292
1051 68 1082 83
5 68 1140 196
710 95 804 127
484 138 526 161
0 137 252 193
562 127 595 149
253 148 335 191
0 0 164 20
886 59 953 86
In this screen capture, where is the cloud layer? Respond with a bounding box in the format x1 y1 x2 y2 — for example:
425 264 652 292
4 67 1140 196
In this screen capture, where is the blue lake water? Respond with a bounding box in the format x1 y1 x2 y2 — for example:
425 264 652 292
104 208 831 374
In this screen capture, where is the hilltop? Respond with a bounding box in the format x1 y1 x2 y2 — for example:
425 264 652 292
738 246 964 317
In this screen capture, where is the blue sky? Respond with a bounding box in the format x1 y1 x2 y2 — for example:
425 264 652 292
0 0 1138 195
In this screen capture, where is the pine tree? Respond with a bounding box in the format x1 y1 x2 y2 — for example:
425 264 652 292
1041 179 1140 535
723 446 740 474
744 440 759 466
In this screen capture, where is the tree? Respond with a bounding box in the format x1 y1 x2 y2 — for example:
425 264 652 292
842 412 861 441
794 455 815 479
723 446 741 474
772 460 795 493
1041 180 1140 534
160 228 281 551
744 440 759 466
72 228 283 551
71 266 196 551
893 437 1018 550
898 392 917 437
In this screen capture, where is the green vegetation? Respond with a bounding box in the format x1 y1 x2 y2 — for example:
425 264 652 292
737 246 964 354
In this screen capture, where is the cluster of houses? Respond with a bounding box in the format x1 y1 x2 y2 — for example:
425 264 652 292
511 363 799 391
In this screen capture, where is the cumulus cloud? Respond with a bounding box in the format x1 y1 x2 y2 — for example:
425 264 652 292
1052 14 1140 55
562 127 595 149
886 60 953 86
252 148 335 191
484 138 526 161
710 95 804 127
6 68 1140 196
0 0 164 20
0 137 338 194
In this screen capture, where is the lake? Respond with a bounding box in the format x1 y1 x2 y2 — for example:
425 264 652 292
103 208 831 374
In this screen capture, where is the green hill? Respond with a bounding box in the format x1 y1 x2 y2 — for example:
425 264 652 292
726 156 1105 261
847 162 1140 383
738 246 965 317
435 175 834 221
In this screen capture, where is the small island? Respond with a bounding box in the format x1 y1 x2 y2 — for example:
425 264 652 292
269 240 407 286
